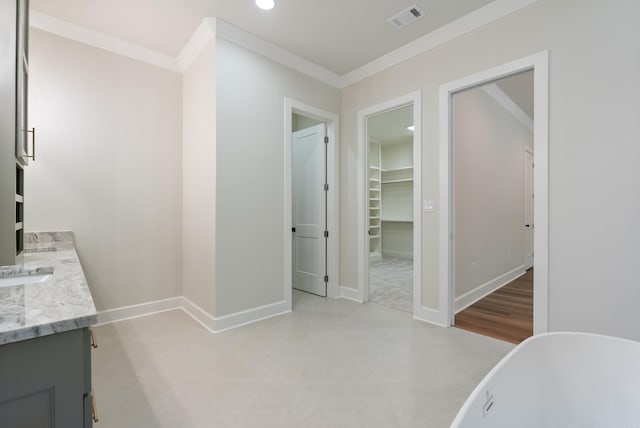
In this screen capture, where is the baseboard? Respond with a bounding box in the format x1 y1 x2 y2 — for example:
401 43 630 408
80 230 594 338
182 297 291 333
95 297 183 325
96 296 291 333
339 286 363 303
413 305 449 327
381 250 413 259
454 265 526 313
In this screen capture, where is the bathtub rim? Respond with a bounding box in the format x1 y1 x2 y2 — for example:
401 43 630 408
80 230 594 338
450 331 640 427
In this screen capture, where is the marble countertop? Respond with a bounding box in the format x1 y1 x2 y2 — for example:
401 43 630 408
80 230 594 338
0 232 97 345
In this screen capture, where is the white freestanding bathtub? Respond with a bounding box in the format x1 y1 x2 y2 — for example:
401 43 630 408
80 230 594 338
451 332 640 427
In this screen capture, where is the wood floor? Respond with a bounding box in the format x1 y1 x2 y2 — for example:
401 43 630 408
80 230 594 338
455 269 533 344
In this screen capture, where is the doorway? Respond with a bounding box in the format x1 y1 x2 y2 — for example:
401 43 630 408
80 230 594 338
450 70 534 343
291 120 327 297
357 91 422 314
284 99 339 308
439 52 549 335
367 106 415 312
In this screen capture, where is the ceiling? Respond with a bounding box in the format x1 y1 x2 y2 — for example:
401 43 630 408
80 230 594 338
30 0 495 75
368 105 414 146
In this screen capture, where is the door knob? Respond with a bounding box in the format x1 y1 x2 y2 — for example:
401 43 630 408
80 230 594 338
525 224 531 228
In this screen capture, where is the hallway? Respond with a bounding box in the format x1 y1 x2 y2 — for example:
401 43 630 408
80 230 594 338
455 269 533 344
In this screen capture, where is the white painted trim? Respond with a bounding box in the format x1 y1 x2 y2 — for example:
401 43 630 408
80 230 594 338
341 0 541 87
95 297 183 325
439 51 549 333
96 296 291 333
215 19 341 88
339 287 364 303
356 91 423 319
30 11 180 72
182 297 290 333
414 306 449 328
454 265 526 313
31 0 541 88
284 98 341 308
177 18 216 71
482 84 533 132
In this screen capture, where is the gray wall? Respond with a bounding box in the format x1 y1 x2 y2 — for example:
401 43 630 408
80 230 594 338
340 0 640 340
26 29 183 311
214 38 341 316
182 39 217 313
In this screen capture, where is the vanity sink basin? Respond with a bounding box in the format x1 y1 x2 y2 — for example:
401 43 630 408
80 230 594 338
0 267 54 288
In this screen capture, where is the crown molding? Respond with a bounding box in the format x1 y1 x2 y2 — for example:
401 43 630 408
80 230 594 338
482 83 533 132
340 0 541 87
30 11 180 72
213 19 342 88
177 18 216 72
31 0 540 87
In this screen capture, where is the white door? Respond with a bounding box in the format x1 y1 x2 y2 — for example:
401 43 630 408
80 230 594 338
524 149 534 270
292 124 327 296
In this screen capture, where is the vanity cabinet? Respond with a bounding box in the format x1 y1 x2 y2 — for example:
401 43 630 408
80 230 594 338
0 328 95 427
1 0 29 265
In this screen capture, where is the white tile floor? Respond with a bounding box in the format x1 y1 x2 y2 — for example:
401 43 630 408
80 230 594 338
92 290 513 428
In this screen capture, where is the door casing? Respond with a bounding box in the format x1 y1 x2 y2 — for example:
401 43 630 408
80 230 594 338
439 51 549 333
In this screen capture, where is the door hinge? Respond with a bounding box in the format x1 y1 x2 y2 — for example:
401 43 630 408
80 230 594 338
324 183 329 191
324 136 329 144
324 230 329 238
324 275 329 283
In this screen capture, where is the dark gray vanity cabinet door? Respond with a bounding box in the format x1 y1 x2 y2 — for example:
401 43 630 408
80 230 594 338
0 328 93 428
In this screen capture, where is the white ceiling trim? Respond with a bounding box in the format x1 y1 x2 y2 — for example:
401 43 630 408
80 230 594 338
482 83 533 132
30 11 180 72
30 0 540 88
213 19 342 88
177 18 216 72
340 0 541 88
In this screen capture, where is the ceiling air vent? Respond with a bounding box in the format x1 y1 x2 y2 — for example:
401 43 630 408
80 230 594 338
388 4 425 30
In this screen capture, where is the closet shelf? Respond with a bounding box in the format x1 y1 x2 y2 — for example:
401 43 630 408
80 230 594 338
382 166 413 172
381 219 413 223
382 179 413 184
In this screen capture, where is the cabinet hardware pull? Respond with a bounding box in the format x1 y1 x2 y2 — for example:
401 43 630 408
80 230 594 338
89 328 98 349
91 389 99 423
26 128 35 161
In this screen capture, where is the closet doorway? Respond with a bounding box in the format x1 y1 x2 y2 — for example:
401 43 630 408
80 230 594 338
358 91 422 315
367 106 414 312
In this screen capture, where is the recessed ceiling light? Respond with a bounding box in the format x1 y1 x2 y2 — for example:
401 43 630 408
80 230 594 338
406 125 415 132
256 0 275 10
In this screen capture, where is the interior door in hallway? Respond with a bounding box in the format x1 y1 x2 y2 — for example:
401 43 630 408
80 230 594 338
292 123 327 296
